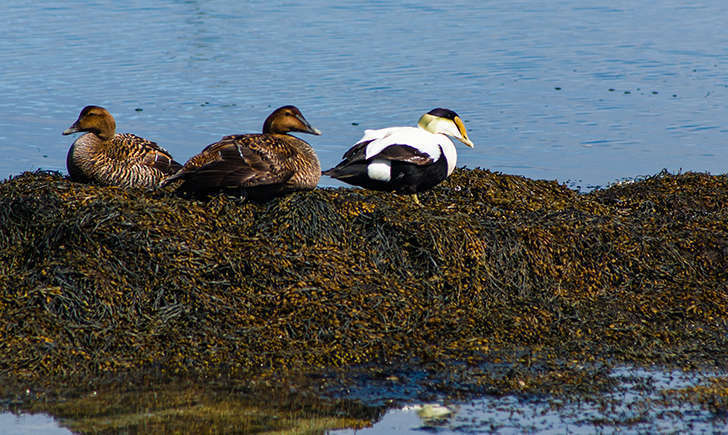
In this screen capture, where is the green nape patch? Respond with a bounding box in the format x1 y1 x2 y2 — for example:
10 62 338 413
1 169 727 406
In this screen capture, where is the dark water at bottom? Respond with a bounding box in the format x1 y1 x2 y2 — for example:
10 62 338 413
3 366 724 433
332 367 726 433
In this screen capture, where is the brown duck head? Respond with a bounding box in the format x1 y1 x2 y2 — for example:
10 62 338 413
262 105 321 136
63 105 116 141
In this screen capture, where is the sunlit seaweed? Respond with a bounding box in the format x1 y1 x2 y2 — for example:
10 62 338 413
665 376 728 416
1 169 727 430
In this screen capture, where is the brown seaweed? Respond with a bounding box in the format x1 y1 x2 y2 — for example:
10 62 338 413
1 168 727 429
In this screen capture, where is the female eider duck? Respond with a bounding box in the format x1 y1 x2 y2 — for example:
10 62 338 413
63 105 182 189
161 105 322 199
323 108 474 204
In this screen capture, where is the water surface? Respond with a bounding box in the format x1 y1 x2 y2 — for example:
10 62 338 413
2 1 728 430
0 412 70 434
333 367 727 433
2 0 727 189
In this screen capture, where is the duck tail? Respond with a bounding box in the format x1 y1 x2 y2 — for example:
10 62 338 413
159 171 182 188
322 163 366 180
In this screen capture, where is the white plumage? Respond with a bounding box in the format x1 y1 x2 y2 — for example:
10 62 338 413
323 108 474 200
367 159 393 182
360 126 457 176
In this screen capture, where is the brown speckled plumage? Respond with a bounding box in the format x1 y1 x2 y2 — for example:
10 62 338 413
63 106 182 189
162 105 321 199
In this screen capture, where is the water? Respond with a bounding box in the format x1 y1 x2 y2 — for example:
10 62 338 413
2 0 727 189
0 412 70 434
2 367 724 433
1 1 727 431
332 367 727 433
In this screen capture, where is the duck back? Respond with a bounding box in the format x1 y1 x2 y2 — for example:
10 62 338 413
68 132 181 189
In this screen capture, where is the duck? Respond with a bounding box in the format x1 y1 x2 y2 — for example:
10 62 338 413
161 105 322 200
63 105 182 189
322 108 474 204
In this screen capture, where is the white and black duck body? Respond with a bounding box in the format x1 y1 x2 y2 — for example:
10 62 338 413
323 108 473 195
324 126 457 194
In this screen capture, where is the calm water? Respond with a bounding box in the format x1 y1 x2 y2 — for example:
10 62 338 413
2 367 725 433
1 1 727 431
333 367 727 433
2 0 727 189
0 412 70 434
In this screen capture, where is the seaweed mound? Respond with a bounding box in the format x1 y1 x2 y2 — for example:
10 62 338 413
1 169 727 397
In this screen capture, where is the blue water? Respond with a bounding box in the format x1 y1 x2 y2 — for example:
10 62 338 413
0 412 70 434
3 3 727 431
1 0 727 189
3 367 725 433
333 367 727 434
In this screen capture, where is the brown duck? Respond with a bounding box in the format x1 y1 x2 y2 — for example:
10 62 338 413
63 105 182 189
162 105 322 199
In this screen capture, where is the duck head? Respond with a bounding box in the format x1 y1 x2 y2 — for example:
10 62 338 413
63 105 116 141
417 108 474 147
262 105 322 136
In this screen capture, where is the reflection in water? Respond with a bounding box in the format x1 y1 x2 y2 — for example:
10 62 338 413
332 367 727 434
1 0 727 189
3 367 724 433
2 3 727 432
0 412 71 434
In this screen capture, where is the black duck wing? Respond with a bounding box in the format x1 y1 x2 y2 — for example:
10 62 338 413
341 139 374 162
322 140 374 176
374 144 435 166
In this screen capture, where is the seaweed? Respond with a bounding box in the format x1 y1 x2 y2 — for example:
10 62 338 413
1 168 727 424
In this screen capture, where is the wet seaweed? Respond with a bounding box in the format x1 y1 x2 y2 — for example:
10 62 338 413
1 168 727 421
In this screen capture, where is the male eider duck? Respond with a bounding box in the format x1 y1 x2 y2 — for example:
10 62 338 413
323 108 474 204
161 105 322 199
63 105 182 189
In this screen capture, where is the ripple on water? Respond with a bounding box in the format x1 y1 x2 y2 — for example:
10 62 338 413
2 0 728 186
331 367 727 434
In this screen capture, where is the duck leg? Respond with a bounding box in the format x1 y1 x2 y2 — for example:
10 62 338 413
412 193 422 206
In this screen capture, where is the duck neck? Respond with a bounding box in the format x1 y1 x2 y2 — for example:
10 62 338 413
93 117 116 141
263 117 286 135
416 113 438 133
